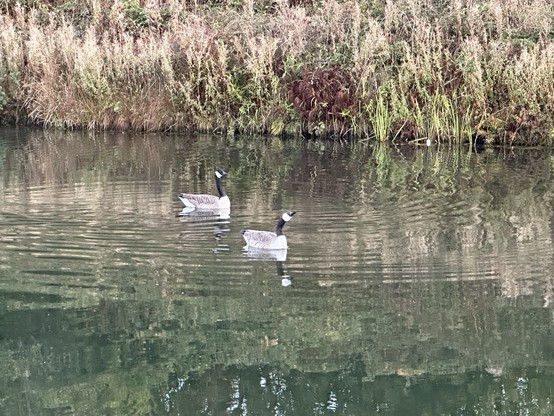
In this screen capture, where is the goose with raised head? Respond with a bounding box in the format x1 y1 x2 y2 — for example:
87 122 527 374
177 168 230 211
240 211 296 250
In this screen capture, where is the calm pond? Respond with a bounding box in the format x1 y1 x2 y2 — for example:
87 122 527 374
1 127 553 415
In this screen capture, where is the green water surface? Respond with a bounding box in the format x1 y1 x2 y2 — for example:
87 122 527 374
1 128 553 415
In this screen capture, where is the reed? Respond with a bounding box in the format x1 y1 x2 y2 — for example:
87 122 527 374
0 0 553 144
369 89 391 142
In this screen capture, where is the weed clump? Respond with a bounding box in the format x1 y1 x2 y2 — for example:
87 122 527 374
289 66 355 137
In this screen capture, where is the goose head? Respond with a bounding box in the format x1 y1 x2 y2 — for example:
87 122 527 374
282 211 296 222
215 168 227 179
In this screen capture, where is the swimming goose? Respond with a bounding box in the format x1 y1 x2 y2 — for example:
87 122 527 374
241 211 296 250
177 168 230 210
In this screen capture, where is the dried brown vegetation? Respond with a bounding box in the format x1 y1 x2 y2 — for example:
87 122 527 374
289 66 355 137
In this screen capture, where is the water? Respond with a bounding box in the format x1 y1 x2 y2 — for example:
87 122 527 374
1 128 554 415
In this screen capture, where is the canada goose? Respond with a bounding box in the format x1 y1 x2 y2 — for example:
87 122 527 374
240 211 296 250
177 168 230 210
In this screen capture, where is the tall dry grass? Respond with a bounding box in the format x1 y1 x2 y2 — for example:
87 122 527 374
0 0 553 143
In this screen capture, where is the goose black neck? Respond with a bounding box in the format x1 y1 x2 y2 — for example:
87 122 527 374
276 218 286 236
215 175 226 197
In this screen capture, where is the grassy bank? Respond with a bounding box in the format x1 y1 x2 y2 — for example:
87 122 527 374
0 0 553 144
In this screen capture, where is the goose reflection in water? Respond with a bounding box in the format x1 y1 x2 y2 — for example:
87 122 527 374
243 249 292 287
176 206 230 220
276 260 292 287
176 208 231 254
243 247 287 262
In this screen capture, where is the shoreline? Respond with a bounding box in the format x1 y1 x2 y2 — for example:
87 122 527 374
0 0 553 145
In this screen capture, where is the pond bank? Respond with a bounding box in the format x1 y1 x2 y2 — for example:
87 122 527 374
1 0 554 145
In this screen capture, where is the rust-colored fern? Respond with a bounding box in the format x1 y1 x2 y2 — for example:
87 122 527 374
288 66 355 136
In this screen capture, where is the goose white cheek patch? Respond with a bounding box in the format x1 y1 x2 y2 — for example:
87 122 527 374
215 171 223 179
282 213 292 222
